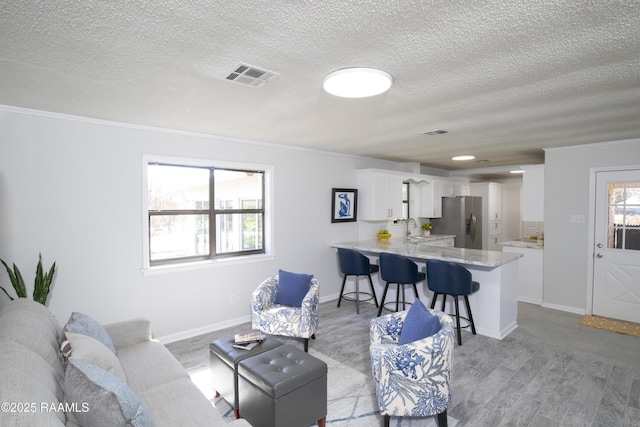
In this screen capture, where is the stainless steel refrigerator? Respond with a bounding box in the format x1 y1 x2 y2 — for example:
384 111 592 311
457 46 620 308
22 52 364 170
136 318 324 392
431 196 483 249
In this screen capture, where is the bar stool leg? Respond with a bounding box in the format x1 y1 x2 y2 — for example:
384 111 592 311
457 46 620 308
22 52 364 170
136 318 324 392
464 295 477 335
430 293 439 309
377 283 390 316
355 276 360 315
395 284 400 312
337 275 348 308
368 275 379 308
402 285 407 310
453 296 462 345
441 294 447 312
412 283 420 301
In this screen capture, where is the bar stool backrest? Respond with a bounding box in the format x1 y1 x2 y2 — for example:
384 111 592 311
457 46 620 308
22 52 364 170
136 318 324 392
380 253 419 284
426 259 473 296
337 248 371 275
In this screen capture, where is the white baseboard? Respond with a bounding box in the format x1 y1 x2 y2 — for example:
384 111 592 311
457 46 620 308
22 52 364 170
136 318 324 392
518 297 543 305
157 314 252 344
158 294 343 344
541 302 586 316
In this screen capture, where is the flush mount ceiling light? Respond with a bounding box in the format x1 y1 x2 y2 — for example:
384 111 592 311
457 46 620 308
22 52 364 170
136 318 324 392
452 155 476 161
323 68 393 98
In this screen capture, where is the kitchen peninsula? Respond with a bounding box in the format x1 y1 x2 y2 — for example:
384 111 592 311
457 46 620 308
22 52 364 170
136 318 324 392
331 239 523 340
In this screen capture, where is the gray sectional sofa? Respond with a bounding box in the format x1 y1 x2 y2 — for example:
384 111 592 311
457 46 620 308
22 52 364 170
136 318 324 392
0 296 251 427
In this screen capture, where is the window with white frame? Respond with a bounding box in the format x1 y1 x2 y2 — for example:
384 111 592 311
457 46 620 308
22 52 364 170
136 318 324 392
146 160 267 266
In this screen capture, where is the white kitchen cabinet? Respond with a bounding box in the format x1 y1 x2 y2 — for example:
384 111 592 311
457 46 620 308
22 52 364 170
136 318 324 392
521 164 544 222
470 182 503 250
488 235 501 251
408 180 443 219
441 180 454 197
454 183 470 196
357 170 404 220
488 183 502 221
502 244 543 304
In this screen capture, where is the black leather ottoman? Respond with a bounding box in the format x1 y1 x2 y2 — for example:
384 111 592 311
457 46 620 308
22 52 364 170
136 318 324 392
209 334 283 418
237 344 327 427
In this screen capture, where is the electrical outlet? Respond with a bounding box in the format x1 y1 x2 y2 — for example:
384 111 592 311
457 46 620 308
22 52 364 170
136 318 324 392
570 214 585 224
229 294 236 304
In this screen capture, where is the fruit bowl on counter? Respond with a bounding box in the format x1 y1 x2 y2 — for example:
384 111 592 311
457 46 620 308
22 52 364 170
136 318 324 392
377 230 392 240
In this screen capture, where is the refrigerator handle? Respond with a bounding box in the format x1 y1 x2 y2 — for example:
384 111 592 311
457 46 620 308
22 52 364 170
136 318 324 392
470 213 477 241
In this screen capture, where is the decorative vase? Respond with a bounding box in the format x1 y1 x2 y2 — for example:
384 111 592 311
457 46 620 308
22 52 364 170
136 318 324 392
423 230 431 237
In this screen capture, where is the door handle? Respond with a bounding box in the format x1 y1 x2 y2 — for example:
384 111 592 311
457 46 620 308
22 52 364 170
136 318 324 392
596 243 603 248
596 253 603 258
470 213 477 240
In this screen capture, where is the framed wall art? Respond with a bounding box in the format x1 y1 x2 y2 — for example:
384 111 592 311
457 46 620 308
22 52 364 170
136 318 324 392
331 188 358 223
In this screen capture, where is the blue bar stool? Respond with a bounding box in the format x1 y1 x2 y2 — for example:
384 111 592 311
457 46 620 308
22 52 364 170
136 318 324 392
377 253 425 317
337 248 380 314
426 259 479 345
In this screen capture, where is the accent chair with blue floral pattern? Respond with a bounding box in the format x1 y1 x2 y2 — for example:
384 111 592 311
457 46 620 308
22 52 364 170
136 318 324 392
251 274 320 352
370 309 455 427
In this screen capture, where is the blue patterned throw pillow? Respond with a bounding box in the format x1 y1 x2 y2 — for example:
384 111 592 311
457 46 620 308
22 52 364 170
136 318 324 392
399 299 441 345
65 359 155 427
274 269 313 307
64 312 117 354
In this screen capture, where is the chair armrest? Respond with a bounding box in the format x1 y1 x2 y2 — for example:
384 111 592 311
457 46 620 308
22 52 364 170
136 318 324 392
104 318 152 350
371 311 456 380
370 311 408 345
251 276 279 312
300 278 320 314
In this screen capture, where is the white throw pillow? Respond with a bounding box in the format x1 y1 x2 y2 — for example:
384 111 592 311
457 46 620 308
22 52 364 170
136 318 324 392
62 332 127 381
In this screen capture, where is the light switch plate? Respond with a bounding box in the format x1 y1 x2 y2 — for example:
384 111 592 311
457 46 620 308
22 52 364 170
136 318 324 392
570 214 585 224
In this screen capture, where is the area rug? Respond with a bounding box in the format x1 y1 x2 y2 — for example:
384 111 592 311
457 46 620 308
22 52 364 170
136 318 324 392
579 315 640 338
187 349 458 426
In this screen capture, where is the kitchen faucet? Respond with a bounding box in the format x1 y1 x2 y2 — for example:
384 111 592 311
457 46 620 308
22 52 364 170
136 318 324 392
405 217 417 238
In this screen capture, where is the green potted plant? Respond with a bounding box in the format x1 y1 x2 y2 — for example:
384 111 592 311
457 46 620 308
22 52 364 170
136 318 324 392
421 223 433 236
0 253 56 306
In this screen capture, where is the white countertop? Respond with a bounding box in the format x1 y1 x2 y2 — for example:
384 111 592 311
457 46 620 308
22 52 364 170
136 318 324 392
500 240 544 250
331 239 522 268
406 233 455 242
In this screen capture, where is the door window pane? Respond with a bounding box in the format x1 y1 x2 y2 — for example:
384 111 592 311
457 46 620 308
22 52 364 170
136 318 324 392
607 182 640 250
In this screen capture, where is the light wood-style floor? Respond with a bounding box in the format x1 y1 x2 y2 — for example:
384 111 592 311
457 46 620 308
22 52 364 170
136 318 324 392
167 300 640 426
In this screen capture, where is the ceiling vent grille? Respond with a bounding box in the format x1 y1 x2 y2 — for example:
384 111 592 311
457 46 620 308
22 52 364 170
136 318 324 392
422 129 448 136
225 64 279 87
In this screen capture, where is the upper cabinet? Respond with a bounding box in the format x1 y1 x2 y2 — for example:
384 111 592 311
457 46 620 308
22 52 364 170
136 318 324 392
409 180 442 218
521 165 544 222
357 169 470 221
357 170 404 220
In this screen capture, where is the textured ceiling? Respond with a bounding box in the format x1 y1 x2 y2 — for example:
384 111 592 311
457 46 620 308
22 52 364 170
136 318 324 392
1 1 639 176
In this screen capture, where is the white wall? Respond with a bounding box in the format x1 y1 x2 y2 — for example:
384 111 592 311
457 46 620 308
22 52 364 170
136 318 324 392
543 139 640 313
0 107 405 341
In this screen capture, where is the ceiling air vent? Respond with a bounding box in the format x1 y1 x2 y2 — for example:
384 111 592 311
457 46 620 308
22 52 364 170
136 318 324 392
225 64 279 87
422 129 448 136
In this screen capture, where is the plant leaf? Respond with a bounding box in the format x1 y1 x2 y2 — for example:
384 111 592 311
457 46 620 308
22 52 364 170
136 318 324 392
1 259 27 298
33 254 55 305
0 286 15 300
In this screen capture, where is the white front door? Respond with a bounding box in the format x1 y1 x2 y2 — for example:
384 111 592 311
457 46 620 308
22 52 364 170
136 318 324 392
592 169 640 323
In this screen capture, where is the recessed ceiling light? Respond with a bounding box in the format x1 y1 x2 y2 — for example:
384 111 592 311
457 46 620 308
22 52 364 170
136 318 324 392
452 155 476 161
323 68 392 98
510 170 525 174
